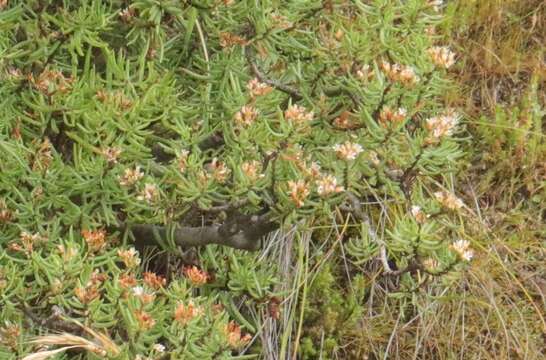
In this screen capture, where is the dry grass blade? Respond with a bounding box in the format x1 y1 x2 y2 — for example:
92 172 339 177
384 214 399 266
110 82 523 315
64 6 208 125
21 345 80 360
72 319 120 356
23 319 120 359
23 332 106 359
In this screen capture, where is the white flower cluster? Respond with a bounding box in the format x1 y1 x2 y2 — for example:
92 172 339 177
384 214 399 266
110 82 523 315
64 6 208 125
333 141 364 161
425 110 460 140
450 239 474 261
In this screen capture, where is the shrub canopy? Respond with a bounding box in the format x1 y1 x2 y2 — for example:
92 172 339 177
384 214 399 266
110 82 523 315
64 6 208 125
0 0 470 358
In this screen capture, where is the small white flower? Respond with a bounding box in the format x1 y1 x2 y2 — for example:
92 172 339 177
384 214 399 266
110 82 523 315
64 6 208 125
461 250 474 261
411 205 428 224
132 286 144 296
425 110 460 141
153 343 165 353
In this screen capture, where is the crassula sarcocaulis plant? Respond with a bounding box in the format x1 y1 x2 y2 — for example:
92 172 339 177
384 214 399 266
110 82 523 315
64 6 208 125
0 0 474 358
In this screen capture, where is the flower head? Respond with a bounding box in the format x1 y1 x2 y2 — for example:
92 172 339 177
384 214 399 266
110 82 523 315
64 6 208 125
207 158 231 183
119 166 144 186
57 244 78 262
241 160 264 182
81 229 106 252
425 110 460 141
75 285 100 304
0 323 20 350
119 273 137 289
132 286 144 297
117 247 141 268
316 175 344 196
379 106 407 126
428 46 456 69
434 191 464 210
51 278 63 294
18 231 47 253
137 183 159 203
333 141 363 161
246 78 273 97
32 138 53 172
305 161 322 179
398 66 419 86
271 13 292 29
287 180 310 208
29 69 73 95
177 149 190 173
101 147 121 164
423 257 439 271
132 286 155 304
119 7 135 22
381 61 419 86
183 266 209 285
174 300 203 325
219 32 248 48
411 205 428 224
284 104 314 125
234 105 259 127
333 111 359 130
143 272 166 290
355 64 374 81
89 270 107 286
450 239 474 261
425 26 436 36
6 67 23 80
75 274 105 304
224 321 252 349
134 310 155 330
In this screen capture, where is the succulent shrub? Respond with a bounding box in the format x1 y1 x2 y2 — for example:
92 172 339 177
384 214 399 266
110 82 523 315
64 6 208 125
0 0 474 358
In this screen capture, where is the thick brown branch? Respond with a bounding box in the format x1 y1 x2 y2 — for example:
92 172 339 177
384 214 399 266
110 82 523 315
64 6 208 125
126 215 278 251
200 199 250 213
